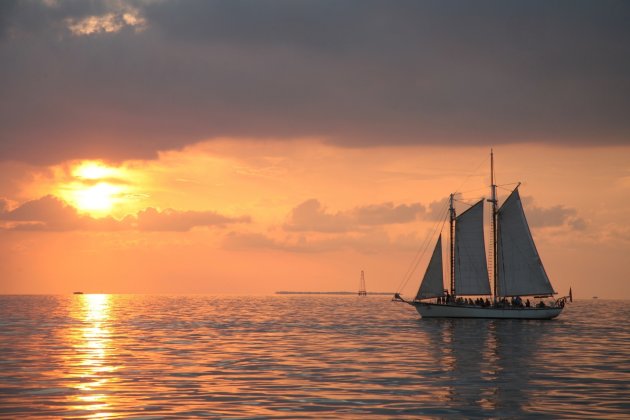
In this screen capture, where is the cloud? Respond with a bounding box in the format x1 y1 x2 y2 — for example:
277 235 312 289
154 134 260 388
425 197 450 221
0 197 8 213
283 199 425 232
283 199 352 233
354 202 425 225
521 196 585 230
224 229 395 254
524 203 576 228
282 195 585 236
0 195 94 230
2 1 630 164
568 217 588 231
0 195 249 232
65 8 146 36
136 207 250 232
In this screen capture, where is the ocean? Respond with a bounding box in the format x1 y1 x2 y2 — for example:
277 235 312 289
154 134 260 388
0 295 628 418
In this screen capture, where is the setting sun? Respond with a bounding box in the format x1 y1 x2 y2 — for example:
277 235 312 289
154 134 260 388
73 162 119 180
74 183 121 213
55 161 131 217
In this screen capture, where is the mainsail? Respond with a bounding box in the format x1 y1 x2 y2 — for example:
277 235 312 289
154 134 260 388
496 188 555 297
454 200 491 295
416 235 444 299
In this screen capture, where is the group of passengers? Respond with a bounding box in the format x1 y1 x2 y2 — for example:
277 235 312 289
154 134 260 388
436 292 545 309
496 296 532 308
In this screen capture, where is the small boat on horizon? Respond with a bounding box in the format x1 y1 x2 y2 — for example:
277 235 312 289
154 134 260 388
394 150 571 319
73 291 84 295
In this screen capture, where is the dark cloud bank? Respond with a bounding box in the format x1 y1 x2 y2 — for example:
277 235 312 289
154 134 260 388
1 0 629 164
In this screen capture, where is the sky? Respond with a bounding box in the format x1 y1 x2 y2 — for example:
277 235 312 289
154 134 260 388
1 0 629 298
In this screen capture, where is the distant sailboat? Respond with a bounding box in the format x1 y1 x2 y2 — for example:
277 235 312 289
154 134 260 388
394 150 571 319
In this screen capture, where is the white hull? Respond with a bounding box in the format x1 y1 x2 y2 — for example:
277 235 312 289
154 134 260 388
413 302 563 320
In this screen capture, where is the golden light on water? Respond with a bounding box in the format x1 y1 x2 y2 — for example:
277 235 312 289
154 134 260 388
66 294 117 416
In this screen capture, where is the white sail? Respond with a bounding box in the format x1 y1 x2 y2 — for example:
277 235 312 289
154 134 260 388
454 200 491 295
496 188 555 297
416 235 444 299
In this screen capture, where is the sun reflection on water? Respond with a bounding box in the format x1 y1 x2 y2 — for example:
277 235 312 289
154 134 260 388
67 294 116 417
1 296 627 418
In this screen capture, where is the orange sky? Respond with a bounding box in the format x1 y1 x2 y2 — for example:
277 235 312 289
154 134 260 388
2 2 629 299
1 141 629 298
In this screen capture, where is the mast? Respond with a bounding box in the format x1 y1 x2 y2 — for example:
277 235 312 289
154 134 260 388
488 149 498 300
449 193 456 296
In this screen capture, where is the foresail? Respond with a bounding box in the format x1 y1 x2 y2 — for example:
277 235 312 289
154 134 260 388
454 200 491 295
496 188 555 297
416 235 444 299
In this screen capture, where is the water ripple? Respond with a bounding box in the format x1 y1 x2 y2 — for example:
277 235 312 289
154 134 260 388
0 295 629 418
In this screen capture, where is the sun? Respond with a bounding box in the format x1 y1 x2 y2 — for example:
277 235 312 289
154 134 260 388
74 163 115 180
74 183 121 213
58 161 128 217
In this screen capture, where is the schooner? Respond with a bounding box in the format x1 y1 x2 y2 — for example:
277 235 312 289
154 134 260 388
394 150 571 319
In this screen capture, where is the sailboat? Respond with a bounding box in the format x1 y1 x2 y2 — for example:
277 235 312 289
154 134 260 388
394 150 571 319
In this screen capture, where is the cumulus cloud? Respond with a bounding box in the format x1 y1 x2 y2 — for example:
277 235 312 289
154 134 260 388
282 195 585 236
283 199 425 232
425 197 450 221
224 229 394 254
354 202 425 225
65 8 146 36
136 207 250 232
0 195 96 231
283 199 353 233
1 1 630 163
524 204 577 228
0 195 249 232
521 195 586 230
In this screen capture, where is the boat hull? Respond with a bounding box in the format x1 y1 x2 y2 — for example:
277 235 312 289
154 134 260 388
412 302 563 319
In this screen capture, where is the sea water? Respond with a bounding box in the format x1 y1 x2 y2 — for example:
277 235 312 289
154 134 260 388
0 295 628 418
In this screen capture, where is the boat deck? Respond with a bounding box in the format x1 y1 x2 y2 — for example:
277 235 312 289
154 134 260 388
412 302 563 319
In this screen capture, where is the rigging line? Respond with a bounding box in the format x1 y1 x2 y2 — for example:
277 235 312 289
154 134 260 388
456 186 488 195
395 201 449 294
453 198 477 208
399 211 449 296
405 198 449 283
497 185 517 193
406 208 449 293
452 154 490 196
396 152 488 296
394 208 445 294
